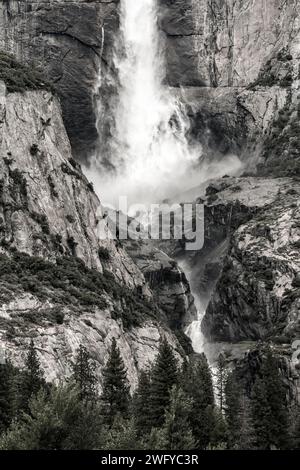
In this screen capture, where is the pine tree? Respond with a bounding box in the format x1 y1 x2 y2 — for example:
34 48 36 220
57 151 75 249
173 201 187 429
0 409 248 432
287 404 300 449
251 348 289 449
225 372 255 449
225 371 242 448
0 384 104 450
0 360 15 433
64 399 104 449
215 353 228 414
236 394 256 450
15 340 46 413
292 406 300 450
149 339 178 428
156 386 196 450
132 370 152 436
182 354 215 449
72 344 97 402
210 406 228 449
101 338 130 425
104 417 141 450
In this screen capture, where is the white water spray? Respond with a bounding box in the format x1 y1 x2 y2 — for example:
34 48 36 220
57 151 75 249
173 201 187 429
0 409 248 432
87 0 242 208
86 0 204 207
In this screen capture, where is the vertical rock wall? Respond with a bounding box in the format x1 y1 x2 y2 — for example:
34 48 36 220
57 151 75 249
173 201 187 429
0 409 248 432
0 0 120 159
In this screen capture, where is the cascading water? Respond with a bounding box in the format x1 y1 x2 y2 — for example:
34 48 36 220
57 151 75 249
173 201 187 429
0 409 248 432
112 0 201 202
87 0 242 208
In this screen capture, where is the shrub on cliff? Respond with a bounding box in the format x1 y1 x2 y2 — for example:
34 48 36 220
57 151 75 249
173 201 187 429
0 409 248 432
0 252 157 329
0 51 53 93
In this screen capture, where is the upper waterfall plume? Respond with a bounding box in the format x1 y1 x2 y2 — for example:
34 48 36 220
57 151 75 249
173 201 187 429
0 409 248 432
86 0 242 208
86 0 204 207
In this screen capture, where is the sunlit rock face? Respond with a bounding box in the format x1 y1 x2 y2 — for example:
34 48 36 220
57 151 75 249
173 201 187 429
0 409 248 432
0 0 120 159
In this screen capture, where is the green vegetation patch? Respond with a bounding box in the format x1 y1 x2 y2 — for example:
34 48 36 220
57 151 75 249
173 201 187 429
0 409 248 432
248 48 294 89
0 252 157 329
257 94 300 177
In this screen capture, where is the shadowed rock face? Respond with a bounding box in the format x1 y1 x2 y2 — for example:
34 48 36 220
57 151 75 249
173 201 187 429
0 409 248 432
124 239 197 332
0 0 120 159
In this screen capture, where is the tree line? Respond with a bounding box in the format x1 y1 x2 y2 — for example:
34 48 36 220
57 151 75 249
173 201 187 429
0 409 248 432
0 338 299 450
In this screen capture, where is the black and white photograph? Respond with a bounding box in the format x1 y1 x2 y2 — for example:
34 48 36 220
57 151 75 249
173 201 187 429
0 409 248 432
0 0 299 459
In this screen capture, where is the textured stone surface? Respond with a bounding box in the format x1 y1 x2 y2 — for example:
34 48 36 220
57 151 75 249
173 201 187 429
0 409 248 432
0 297 180 390
158 176 291 307
176 86 290 165
0 83 191 386
0 81 141 285
160 0 300 88
161 0 300 172
0 0 119 159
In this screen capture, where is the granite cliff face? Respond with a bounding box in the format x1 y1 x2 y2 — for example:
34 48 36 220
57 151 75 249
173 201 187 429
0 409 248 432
159 0 300 173
160 0 300 88
0 0 119 159
200 177 300 343
162 174 300 397
0 80 194 387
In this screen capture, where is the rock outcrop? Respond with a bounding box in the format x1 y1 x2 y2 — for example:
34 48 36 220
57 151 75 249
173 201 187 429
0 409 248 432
160 0 300 88
0 80 192 388
159 174 300 398
202 177 300 344
124 239 197 332
160 175 300 347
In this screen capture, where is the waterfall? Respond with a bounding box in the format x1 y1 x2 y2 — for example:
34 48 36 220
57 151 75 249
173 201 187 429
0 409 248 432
86 0 201 208
185 313 205 354
86 0 242 208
